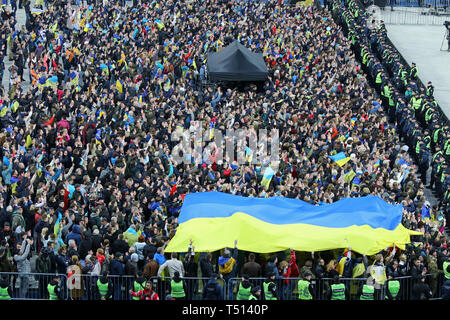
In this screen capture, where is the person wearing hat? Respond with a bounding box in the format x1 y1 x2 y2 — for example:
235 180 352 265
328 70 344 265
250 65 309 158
263 272 278 300
47 274 63 300
170 271 187 300
0 275 13 300
202 273 223 300
109 252 125 299
236 274 253 300
249 286 261 300
297 271 314 300
94 271 113 300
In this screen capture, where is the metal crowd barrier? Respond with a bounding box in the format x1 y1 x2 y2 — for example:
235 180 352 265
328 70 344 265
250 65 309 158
379 7 450 24
0 272 445 300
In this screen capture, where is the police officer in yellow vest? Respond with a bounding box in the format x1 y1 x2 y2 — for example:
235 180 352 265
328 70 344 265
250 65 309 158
47 275 62 300
385 277 401 300
95 271 113 300
443 257 450 281
236 274 252 300
359 281 375 300
327 275 348 300
132 272 146 301
263 272 278 300
170 271 186 300
298 272 314 300
0 276 13 300
249 286 262 300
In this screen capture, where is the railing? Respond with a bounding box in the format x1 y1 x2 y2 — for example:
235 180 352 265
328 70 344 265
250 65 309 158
379 6 450 24
0 272 445 300
384 0 450 7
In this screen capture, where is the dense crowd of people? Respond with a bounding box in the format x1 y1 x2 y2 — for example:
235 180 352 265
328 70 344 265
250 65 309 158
0 0 448 300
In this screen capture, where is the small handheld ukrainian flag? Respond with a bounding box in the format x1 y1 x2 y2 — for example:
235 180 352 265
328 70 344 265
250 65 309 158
260 166 275 190
329 152 351 167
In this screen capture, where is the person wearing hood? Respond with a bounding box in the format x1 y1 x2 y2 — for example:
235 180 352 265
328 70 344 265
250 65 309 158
94 271 113 300
66 224 82 247
236 274 253 300
0 275 13 300
125 252 139 276
170 271 187 300
202 273 223 300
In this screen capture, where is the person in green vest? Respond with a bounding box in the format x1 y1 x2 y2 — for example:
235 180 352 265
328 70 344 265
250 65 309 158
95 271 113 300
297 272 314 300
0 275 13 300
358 281 375 300
131 271 146 300
170 271 186 300
326 275 348 300
385 277 401 300
236 274 252 300
443 257 450 281
263 272 278 300
47 275 62 300
249 286 262 300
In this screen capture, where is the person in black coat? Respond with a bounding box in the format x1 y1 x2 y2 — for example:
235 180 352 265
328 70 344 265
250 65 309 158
90 228 103 253
111 233 130 255
202 274 223 300
78 231 92 260
411 275 432 300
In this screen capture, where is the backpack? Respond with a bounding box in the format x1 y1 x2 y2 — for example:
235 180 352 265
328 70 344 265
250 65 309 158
36 255 51 273
11 213 25 232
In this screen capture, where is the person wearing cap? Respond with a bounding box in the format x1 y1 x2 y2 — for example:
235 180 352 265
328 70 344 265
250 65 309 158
236 274 252 300
297 271 314 300
202 273 223 300
170 271 187 300
110 252 125 299
249 286 261 300
47 274 63 300
263 272 278 300
129 281 159 300
0 275 13 300
94 271 113 300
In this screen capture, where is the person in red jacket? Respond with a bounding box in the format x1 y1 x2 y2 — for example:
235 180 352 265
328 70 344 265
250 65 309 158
280 249 299 300
129 281 160 300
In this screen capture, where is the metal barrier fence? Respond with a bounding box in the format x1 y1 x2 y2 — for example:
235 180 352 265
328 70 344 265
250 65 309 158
379 7 450 24
0 272 445 300
385 0 450 7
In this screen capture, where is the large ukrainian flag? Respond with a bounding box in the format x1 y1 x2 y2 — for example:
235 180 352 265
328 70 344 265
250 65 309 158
165 192 421 255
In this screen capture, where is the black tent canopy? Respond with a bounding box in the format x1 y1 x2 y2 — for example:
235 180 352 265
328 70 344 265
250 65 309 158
207 40 269 82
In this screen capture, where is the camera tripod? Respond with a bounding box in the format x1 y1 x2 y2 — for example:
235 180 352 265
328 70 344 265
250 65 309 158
440 28 450 51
